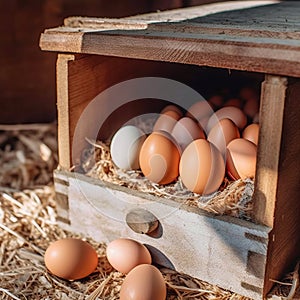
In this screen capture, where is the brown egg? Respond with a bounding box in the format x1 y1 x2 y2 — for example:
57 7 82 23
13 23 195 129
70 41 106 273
226 138 257 180
139 131 180 184
186 100 214 129
44 238 98 280
206 106 247 132
243 97 259 119
106 238 151 274
160 105 182 116
207 118 240 157
243 123 259 145
208 95 224 109
171 117 205 151
153 110 181 133
239 87 258 101
120 264 166 300
223 98 242 108
179 139 225 195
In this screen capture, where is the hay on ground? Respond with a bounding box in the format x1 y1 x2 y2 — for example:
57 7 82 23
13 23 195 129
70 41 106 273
0 124 298 299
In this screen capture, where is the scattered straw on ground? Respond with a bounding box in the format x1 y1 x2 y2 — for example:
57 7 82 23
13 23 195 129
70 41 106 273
0 124 298 299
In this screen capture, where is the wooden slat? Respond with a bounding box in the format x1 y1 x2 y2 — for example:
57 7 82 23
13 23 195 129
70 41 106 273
63 0 300 40
264 79 300 296
39 1 300 77
64 1 278 27
40 29 300 78
53 170 70 225
63 15 300 40
59 169 271 300
253 75 287 227
56 54 75 170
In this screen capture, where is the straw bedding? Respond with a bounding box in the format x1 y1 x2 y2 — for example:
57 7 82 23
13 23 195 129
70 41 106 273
82 139 254 221
0 124 298 300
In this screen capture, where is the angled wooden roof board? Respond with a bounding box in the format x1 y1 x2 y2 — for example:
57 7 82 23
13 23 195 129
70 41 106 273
40 1 300 77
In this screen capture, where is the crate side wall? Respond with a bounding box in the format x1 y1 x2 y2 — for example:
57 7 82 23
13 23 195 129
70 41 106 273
253 75 287 227
264 78 300 295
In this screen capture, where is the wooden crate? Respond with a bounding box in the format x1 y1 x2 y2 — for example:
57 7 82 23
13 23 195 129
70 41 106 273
40 1 300 299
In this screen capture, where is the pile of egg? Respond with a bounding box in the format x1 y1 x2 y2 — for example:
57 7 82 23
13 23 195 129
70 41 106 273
44 237 166 300
110 87 260 195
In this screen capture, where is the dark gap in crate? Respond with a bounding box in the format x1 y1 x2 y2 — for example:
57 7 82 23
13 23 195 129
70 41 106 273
94 66 263 142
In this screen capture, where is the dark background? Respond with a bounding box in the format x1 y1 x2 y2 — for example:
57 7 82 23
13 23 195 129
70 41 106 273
0 0 219 124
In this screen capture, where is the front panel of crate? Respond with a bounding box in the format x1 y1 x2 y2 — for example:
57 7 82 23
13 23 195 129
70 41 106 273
54 170 270 300
54 53 300 299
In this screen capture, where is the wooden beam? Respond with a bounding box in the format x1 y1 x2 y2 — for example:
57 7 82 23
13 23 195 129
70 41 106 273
56 54 75 170
264 78 300 296
253 75 287 227
39 2 300 77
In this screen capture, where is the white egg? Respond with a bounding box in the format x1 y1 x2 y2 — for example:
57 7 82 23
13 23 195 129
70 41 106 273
110 125 146 170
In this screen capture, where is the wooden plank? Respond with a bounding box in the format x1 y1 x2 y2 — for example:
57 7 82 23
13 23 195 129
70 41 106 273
59 169 271 300
62 0 300 42
39 2 300 77
263 79 300 296
40 31 300 78
82 33 300 78
64 1 278 28
53 170 70 225
56 54 74 170
253 75 287 227
186 1 300 30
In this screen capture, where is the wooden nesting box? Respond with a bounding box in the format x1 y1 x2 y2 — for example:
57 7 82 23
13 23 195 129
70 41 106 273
40 1 300 299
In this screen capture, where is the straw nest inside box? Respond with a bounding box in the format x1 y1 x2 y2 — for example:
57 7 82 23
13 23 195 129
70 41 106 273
81 138 254 221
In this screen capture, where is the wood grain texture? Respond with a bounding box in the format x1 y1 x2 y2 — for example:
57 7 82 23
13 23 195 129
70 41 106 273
253 75 287 227
56 54 75 170
53 169 70 224
40 1 300 77
63 1 277 28
56 169 270 300
263 79 300 296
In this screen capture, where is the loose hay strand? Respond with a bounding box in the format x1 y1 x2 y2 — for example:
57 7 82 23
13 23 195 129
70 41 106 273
0 288 22 300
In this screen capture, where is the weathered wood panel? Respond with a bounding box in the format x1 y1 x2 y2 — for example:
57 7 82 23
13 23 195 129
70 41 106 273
40 1 300 77
263 79 300 296
253 76 287 227
54 170 271 300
